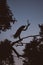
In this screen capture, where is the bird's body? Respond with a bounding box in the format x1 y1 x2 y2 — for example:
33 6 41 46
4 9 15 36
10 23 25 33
14 26 25 38
13 20 30 40
13 20 30 46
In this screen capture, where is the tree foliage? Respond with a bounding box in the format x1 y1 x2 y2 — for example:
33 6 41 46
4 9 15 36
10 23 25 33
0 0 43 65
23 24 43 65
0 39 14 65
0 0 16 32
0 0 17 65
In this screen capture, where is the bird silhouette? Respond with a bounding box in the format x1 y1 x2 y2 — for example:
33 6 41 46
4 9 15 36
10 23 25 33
13 20 30 46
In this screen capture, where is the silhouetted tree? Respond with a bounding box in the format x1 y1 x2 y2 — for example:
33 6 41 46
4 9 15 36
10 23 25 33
0 39 21 65
0 0 17 65
23 24 43 65
0 0 28 64
0 0 16 33
0 0 43 65
39 24 43 36
39 24 43 41
0 39 14 65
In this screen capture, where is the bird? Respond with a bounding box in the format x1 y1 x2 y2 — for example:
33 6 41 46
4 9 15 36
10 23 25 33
13 20 30 45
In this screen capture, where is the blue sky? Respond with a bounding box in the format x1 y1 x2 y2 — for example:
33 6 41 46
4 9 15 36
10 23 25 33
0 0 43 65
8 0 43 36
8 0 43 25
0 0 43 41
0 0 43 50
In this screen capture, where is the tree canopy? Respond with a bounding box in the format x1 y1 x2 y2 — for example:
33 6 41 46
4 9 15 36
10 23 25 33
0 0 16 32
23 24 43 65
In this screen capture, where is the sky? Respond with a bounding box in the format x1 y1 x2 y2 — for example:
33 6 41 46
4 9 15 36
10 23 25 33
0 0 43 65
0 0 43 40
0 0 43 41
8 0 43 38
